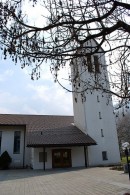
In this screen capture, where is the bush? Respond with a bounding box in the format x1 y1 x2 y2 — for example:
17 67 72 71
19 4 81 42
0 151 12 169
109 165 123 171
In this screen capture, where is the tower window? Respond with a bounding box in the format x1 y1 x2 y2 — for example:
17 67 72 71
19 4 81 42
94 55 100 73
97 95 100 102
87 55 93 72
99 112 102 119
13 131 21 154
102 151 108 161
101 129 104 137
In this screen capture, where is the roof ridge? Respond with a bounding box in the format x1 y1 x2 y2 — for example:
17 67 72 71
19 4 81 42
0 113 73 117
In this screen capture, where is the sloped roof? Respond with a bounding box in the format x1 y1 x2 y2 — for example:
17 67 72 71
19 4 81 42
27 125 96 147
0 114 96 147
0 114 73 130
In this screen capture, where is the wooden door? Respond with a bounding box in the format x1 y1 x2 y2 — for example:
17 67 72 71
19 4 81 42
52 149 71 168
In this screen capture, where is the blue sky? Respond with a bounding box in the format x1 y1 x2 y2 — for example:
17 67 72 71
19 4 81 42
0 3 74 116
0 56 73 115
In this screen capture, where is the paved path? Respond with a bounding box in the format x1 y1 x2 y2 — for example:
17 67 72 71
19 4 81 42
0 167 130 195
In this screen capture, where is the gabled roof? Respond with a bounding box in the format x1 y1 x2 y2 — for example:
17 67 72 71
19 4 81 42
0 114 96 147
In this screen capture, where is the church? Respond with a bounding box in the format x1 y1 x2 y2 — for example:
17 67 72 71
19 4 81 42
0 41 120 169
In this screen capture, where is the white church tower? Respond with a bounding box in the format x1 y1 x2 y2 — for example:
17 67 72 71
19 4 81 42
72 40 120 166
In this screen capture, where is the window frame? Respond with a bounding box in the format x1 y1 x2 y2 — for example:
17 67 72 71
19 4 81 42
101 129 104 137
94 55 100 73
102 151 108 161
97 95 100 102
99 112 102 119
13 131 21 154
87 55 93 72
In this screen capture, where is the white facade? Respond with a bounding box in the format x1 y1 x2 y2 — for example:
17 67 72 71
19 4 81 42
0 126 31 168
72 40 120 166
0 125 87 169
31 147 85 170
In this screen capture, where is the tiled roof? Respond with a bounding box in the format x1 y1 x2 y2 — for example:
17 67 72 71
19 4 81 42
0 114 73 130
0 114 96 147
27 125 96 147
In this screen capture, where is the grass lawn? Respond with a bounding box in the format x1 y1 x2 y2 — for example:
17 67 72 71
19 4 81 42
109 156 130 171
121 156 130 164
109 157 130 171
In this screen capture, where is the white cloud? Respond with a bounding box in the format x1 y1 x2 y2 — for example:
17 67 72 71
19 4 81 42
21 105 42 115
0 69 14 82
22 2 49 27
0 107 12 114
23 65 53 82
0 3 74 116
0 52 73 116
27 82 73 115
0 91 26 114
0 78 73 115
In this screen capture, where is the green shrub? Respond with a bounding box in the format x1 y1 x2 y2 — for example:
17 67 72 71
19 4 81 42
121 156 130 164
0 151 12 169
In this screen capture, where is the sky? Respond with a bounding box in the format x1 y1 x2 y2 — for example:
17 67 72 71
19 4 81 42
0 56 73 116
0 2 74 116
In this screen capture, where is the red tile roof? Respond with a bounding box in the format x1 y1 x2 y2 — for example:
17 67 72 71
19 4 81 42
0 114 96 147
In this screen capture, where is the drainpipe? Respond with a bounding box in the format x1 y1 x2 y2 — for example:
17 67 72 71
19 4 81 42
43 146 46 171
22 126 26 168
84 146 87 168
83 95 90 167
83 99 87 134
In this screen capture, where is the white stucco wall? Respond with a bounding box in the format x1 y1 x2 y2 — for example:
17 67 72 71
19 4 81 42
32 146 85 170
71 147 85 167
83 91 120 166
72 40 120 166
0 126 31 168
32 147 52 169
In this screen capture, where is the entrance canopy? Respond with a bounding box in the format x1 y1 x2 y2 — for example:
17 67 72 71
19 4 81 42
27 125 96 147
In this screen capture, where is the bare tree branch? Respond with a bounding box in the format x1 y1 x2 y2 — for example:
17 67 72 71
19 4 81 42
0 0 130 108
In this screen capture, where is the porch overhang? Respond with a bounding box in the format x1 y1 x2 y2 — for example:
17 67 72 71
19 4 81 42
27 142 96 148
26 125 97 148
